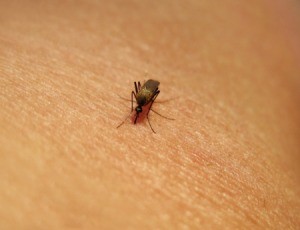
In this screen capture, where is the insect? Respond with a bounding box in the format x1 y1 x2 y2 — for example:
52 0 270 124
117 79 173 133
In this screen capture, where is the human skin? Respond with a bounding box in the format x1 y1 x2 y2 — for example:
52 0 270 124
0 0 299 229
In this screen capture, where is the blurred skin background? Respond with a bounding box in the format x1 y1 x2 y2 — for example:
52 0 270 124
0 0 299 229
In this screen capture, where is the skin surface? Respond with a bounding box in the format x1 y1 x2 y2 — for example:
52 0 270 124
0 0 299 229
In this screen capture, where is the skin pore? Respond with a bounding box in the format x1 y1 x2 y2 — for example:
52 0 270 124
0 0 299 229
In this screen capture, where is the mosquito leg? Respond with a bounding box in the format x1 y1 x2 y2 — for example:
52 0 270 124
131 91 137 112
153 96 179 104
150 90 160 107
147 102 156 133
148 90 174 120
150 108 175 120
147 90 160 116
146 90 160 133
134 82 138 94
138 81 141 91
116 121 124 129
117 92 136 129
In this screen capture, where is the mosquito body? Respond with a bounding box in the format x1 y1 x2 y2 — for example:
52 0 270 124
133 79 160 124
117 79 173 133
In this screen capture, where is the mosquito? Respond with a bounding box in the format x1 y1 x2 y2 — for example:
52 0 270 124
117 79 174 133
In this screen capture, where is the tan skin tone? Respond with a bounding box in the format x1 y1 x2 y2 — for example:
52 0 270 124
0 0 300 229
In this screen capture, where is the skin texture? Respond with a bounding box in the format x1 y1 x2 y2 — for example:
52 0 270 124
0 0 300 229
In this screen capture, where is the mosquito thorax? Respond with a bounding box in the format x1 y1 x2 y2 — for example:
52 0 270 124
136 95 146 106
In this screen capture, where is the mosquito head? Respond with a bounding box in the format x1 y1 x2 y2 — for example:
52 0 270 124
135 106 142 114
